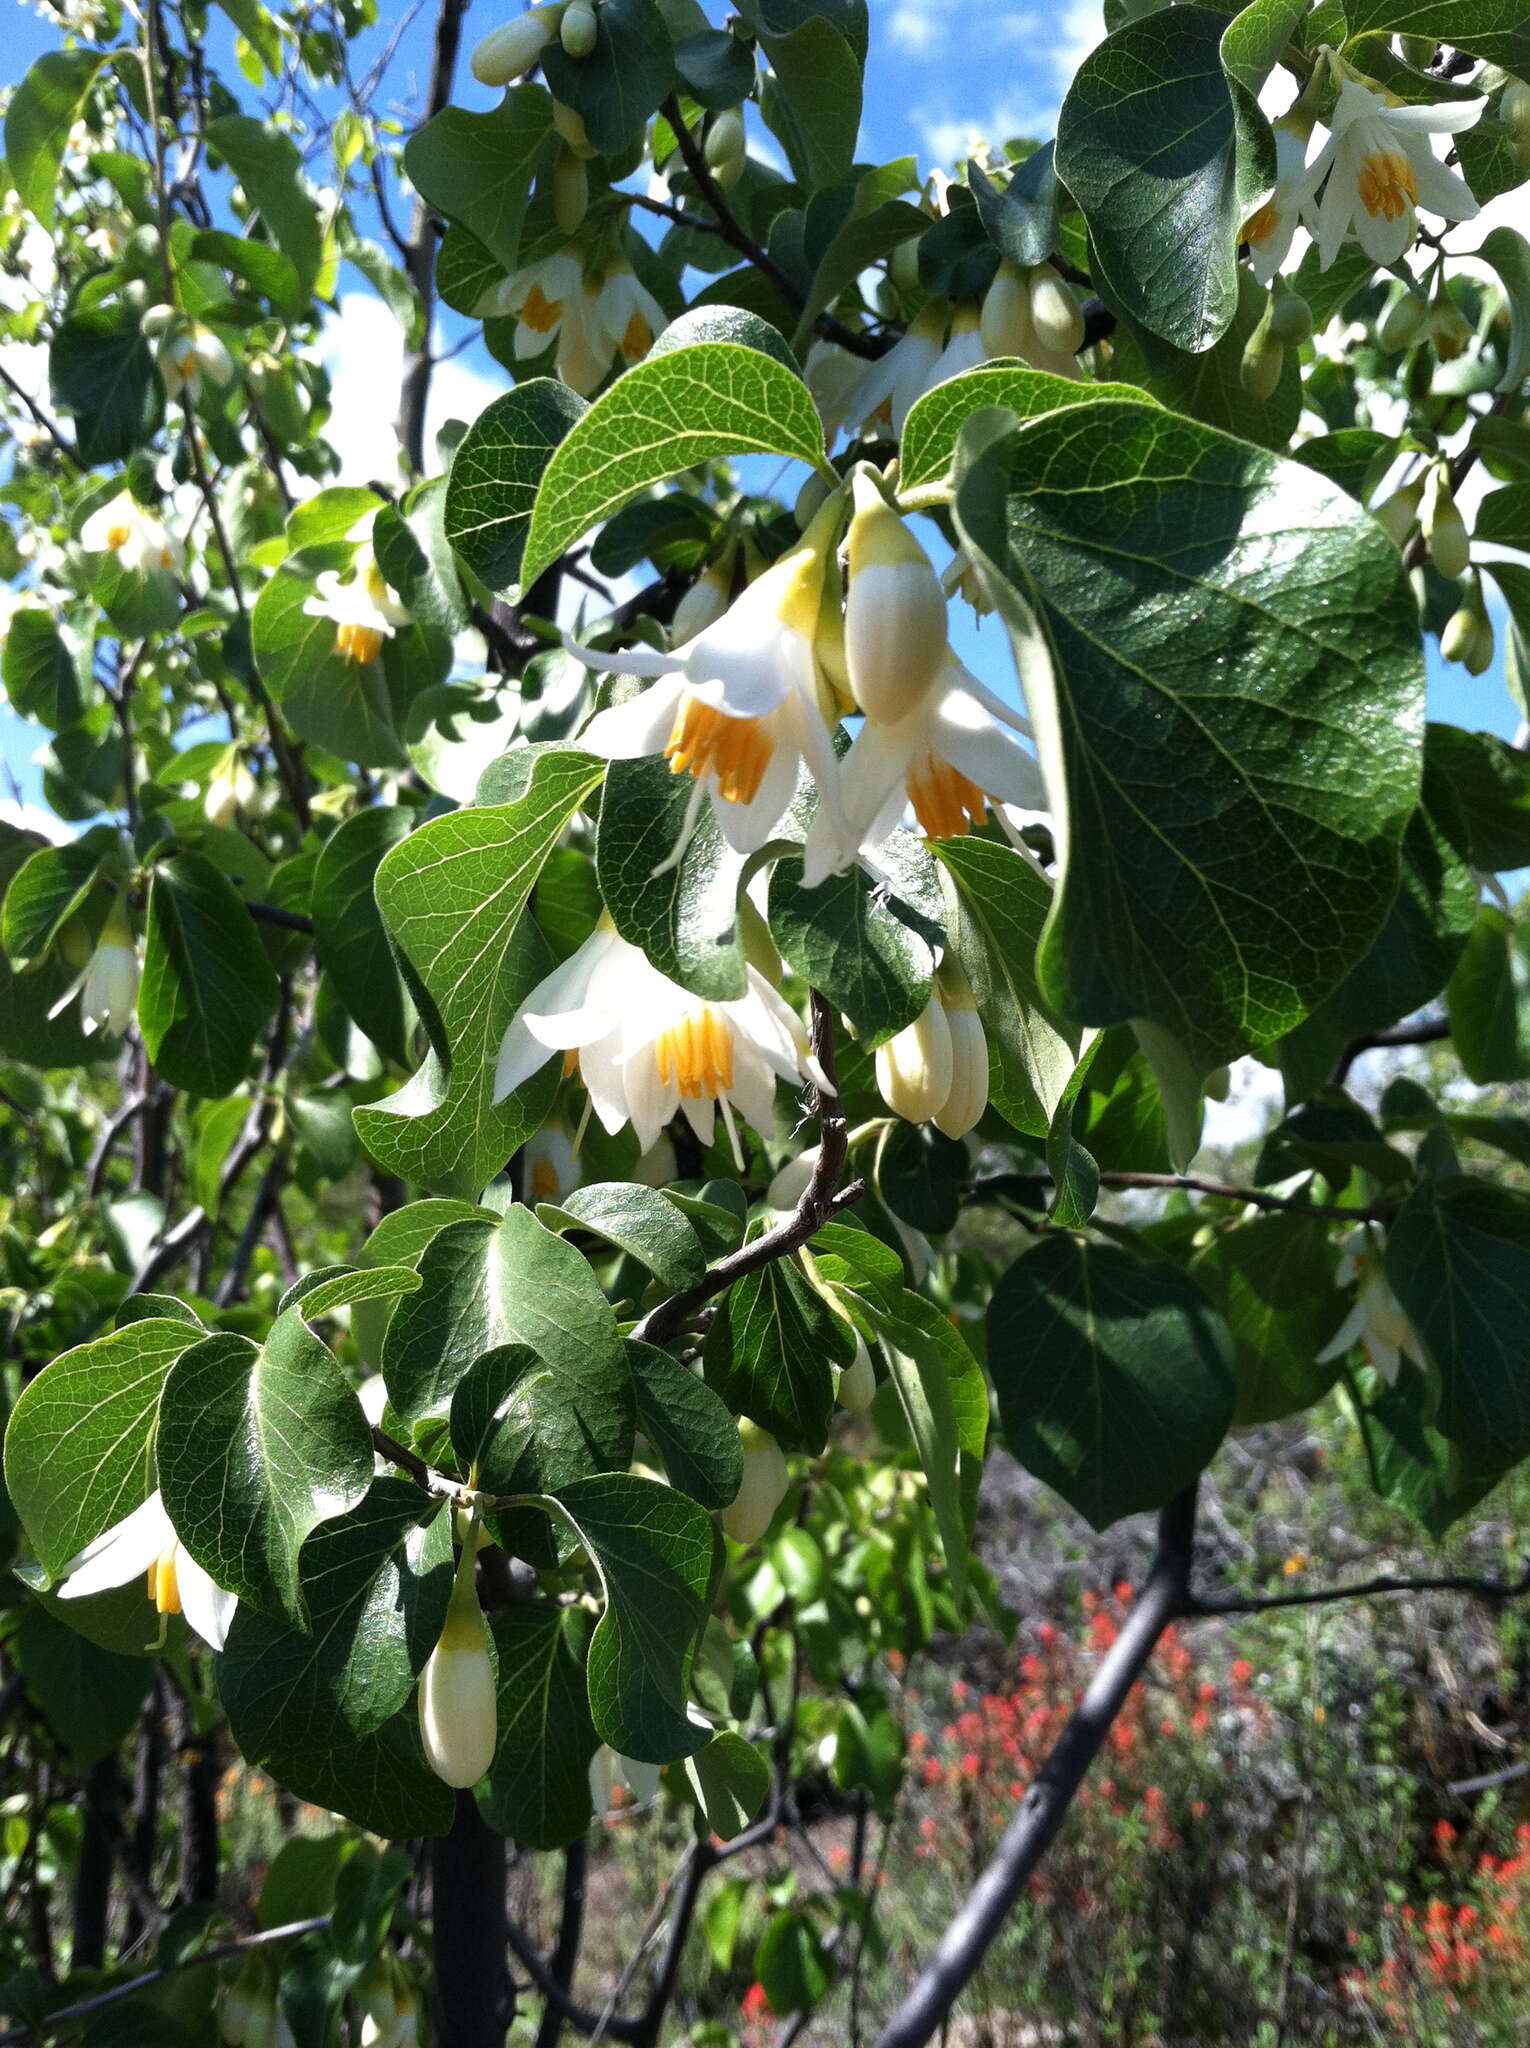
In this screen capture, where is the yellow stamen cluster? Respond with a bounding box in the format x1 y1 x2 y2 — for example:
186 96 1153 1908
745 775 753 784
530 1156 563 1200
335 622 385 665
654 1008 734 1099
908 752 989 841
1242 200 1281 247
521 284 562 335
664 697 774 805
105 523 132 550
148 1542 182 1617
622 309 654 359
1358 150 1417 221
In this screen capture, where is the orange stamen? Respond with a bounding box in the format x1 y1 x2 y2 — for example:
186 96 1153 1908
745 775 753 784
530 1157 562 1201
664 695 774 805
907 752 989 841
621 311 653 362
148 1543 182 1617
561 1048 581 1080
520 283 562 334
654 1008 735 1099
1242 200 1281 247
1357 150 1417 223
335 622 384 665
105 523 132 549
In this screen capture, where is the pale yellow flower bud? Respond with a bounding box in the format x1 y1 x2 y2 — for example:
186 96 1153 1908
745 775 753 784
553 146 588 233
704 108 747 190
1422 467 1469 581
1378 288 1428 351
980 261 1035 359
843 471 948 724
1372 476 1422 549
721 1420 788 1543
1028 265 1084 356
560 0 597 57
934 1001 989 1141
419 1579 497 1788
1502 80 1530 166
875 994 954 1126
1240 326 1284 401
837 1333 877 1414
471 5 564 86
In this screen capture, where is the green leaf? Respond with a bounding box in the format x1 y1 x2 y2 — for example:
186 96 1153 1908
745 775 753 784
4 1319 203 1578
626 1338 744 1509
140 853 280 1097
450 1338 629 1497
1362 1362 1512 1541
50 306 162 466
157 1312 374 1623
382 1207 633 1472
279 1263 421 1321
953 399 1425 1071
791 161 926 354
402 87 556 274
864 1291 986 1604
311 804 415 1066
541 0 675 153
521 337 823 590
1446 904 1530 1084
1056 4 1273 352
260 1713 454 1838
352 1198 495 1368
768 854 935 1048
219 1481 453 1753
1 608 89 729
8 1607 151 1768
968 148 1060 273
1144 268 1303 453
538 1183 707 1291
5 50 104 229
684 1731 770 1840
704 1250 854 1452
554 1471 717 1763
935 836 1079 1138
0 830 110 1068
1425 725 1530 872
1387 1176 1530 1466
756 1908 831 2015
1220 0 1308 91
444 381 588 594
0 840 105 968
875 1119 969 1235
900 366 1149 493
987 1237 1236 1530
1342 0 1530 71
1189 1217 1345 1426
480 1603 598 1849
1475 484 1530 553
206 114 323 293
1279 747 1478 1099
1476 226 1530 396
355 749 605 1196
213 0 283 76
595 749 748 1000
755 11 861 189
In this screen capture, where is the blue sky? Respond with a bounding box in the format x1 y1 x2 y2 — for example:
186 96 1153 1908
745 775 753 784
1 0 1521 815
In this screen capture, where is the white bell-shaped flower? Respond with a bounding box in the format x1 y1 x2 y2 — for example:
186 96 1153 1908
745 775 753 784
875 970 989 1138
48 899 140 1039
418 1560 498 1789
58 1489 237 1650
565 522 848 870
302 540 409 666
595 262 667 366
1317 1227 1420 1386
1241 124 1316 285
80 491 183 578
494 922 831 1167
844 301 947 439
1305 79 1483 270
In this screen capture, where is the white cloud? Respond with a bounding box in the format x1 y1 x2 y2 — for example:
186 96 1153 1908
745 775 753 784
912 2 1103 164
310 293 502 487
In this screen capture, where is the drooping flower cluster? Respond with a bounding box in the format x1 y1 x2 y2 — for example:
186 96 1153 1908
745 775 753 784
478 253 666 394
303 515 411 666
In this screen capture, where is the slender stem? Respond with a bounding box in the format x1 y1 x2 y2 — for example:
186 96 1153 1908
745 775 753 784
72 1758 120 1972
660 97 886 361
1329 1014 1450 1088
1188 1558 1530 1617
873 1488 1200 2048
0 362 81 468
966 1170 1384 1225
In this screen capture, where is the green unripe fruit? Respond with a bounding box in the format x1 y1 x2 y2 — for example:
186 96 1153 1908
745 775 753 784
1240 328 1284 401
704 107 746 190
1502 80 1530 164
1268 289 1312 347
1378 289 1427 351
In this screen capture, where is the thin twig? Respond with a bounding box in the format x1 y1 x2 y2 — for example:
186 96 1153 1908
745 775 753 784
1187 1558 1530 1617
0 363 82 469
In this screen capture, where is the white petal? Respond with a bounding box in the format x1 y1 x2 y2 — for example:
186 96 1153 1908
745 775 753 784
726 1038 781 1136
1384 96 1486 136
1316 1297 1368 1364
682 584 800 719
562 630 677 682
176 1546 237 1651
59 1492 171 1597
710 732 800 853
838 716 922 839
1407 146 1479 223
578 676 687 760
928 689 1049 809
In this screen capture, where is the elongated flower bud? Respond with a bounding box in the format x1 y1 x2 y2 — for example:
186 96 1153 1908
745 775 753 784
553 146 588 233
933 982 989 1141
704 108 746 190
1240 297 1284 401
1422 466 1469 581
552 100 595 155
837 1332 877 1414
1442 575 1495 675
671 560 732 644
204 752 253 829
875 992 954 1126
561 0 597 55
1028 265 1084 356
81 900 140 1039
1372 476 1422 549
1426 295 1473 363
843 471 948 724
419 1550 497 1788
980 260 1035 360
1503 80 1530 167
1378 288 1427 351
721 1420 789 1543
471 4 564 86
